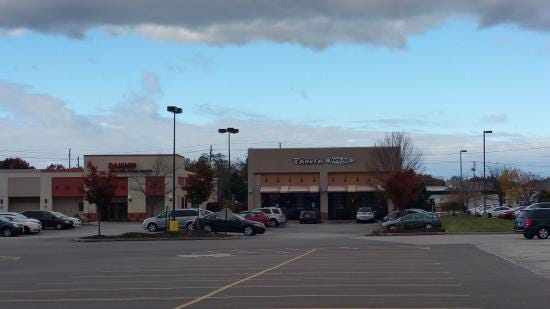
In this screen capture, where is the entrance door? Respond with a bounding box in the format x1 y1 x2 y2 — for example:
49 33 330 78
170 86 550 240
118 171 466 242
101 202 128 221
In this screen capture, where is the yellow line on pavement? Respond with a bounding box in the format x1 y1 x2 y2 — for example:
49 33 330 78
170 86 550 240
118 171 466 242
172 249 317 309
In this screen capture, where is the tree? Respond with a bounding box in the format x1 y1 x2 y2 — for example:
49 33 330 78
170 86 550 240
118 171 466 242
83 162 117 236
0 157 34 169
45 163 66 170
383 169 423 220
183 160 214 207
418 174 446 186
516 172 540 204
130 156 173 217
539 190 550 203
369 131 424 172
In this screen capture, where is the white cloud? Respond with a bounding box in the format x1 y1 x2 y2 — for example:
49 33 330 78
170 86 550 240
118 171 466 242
0 80 549 177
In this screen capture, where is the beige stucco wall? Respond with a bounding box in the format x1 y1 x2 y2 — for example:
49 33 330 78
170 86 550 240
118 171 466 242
248 147 391 218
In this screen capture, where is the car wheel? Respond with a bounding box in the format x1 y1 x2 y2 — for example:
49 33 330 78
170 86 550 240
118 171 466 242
388 225 397 231
202 225 212 233
299 220 304 224
425 223 433 230
269 219 279 227
2 228 13 237
147 223 158 232
488 214 492 218
537 227 549 239
244 226 254 236
524 234 535 239
356 219 361 223
23 227 30 234
55 223 63 230
186 222 194 231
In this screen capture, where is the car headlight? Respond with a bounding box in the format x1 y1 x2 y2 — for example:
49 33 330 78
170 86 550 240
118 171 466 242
64 220 71 224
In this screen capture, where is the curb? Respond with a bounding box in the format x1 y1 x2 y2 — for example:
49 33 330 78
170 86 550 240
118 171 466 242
367 232 515 236
74 236 239 242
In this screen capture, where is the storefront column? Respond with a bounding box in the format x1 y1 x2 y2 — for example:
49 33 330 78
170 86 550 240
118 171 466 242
320 172 328 220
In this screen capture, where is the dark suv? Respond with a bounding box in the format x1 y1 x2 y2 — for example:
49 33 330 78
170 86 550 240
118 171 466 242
21 210 74 230
514 209 550 239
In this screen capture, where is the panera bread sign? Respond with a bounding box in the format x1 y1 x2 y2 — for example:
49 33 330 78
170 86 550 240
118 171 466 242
293 157 354 166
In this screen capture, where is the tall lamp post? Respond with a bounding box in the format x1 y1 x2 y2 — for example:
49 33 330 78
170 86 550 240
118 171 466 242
483 130 493 217
460 149 467 213
167 105 183 232
218 128 239 205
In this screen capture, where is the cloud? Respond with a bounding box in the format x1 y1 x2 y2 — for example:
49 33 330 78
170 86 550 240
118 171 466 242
1 80 549 177
482 113 508 124
1 1 550 48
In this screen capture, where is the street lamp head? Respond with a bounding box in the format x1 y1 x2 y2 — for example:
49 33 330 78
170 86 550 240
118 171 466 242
167 106 183 114
227 128 239 134
218 128 227 134
461 150 467 153
484 130 493 134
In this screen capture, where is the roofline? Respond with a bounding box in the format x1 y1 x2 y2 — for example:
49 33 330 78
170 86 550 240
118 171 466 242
248 146 394 151
84 154 186 159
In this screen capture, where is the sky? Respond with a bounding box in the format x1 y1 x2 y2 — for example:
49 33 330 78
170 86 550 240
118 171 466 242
1 0 550 178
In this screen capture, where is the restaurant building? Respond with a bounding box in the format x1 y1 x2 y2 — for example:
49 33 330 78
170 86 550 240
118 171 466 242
0 154 213 222
247 147 393 221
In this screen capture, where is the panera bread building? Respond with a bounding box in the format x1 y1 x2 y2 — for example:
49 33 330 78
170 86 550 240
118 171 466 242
248 147 393 221
0 154 213 222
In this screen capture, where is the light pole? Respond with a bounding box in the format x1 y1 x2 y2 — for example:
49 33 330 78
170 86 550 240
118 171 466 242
167 105 182 232
218 128 239 205
460 149 467 213
483 130 493 217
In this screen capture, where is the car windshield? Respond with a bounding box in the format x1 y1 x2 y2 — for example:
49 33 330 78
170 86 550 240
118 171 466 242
358 207 372 212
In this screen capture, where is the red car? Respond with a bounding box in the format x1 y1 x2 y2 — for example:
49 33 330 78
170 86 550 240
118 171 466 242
238 211 270 225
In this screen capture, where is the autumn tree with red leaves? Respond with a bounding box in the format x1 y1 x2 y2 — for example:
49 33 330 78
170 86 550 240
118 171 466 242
383 169 423 214
83 162 117 236
183 159 214 207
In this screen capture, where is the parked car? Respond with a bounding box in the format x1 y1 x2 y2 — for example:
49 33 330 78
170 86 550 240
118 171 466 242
196 213 266 236
0 212 42 234
382 210 441 230
486 206 512 218
356 207 375 223
142 208 212 232
514 208 550 239
0 215 25 237
499 206 526 219
21 210 74 229
238 210 270 225
256 207 287 227
384 210 401 222
524 202 550 210
299 210 321 224
53 212 81 227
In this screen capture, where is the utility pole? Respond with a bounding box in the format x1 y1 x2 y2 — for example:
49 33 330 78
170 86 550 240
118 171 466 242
471 161 477 178
77 156 80 168
209 145 213 167
279 142 282 149
68 148 71 169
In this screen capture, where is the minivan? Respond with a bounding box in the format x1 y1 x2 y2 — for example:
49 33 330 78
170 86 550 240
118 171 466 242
514 209 550 239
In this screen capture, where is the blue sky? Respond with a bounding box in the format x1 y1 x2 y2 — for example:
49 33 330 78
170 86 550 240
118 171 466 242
1 1 550 178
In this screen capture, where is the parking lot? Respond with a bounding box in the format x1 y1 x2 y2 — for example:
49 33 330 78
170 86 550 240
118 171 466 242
2 222 550 308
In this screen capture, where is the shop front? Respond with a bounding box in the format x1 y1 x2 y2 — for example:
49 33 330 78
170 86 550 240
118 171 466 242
248 147 395 221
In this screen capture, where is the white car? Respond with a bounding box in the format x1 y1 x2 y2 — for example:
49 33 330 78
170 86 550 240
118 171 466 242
256 207 287 227
485 206 512 218
356 207 375 223
0 212 42 234
468 204 495 216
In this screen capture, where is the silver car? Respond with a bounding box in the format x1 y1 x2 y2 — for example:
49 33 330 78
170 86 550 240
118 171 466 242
356 207 375 223
142 208 212 232
0 212 42 234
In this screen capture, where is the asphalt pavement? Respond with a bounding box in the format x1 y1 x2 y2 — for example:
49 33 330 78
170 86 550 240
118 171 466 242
1 222 550 309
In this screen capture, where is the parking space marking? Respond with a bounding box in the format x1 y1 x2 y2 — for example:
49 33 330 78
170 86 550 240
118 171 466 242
206 293 471 299
0 286 221 293
235 284 462 288
172 249 317 309
0 256 21 261
0 296 195 303
177 253 233 258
